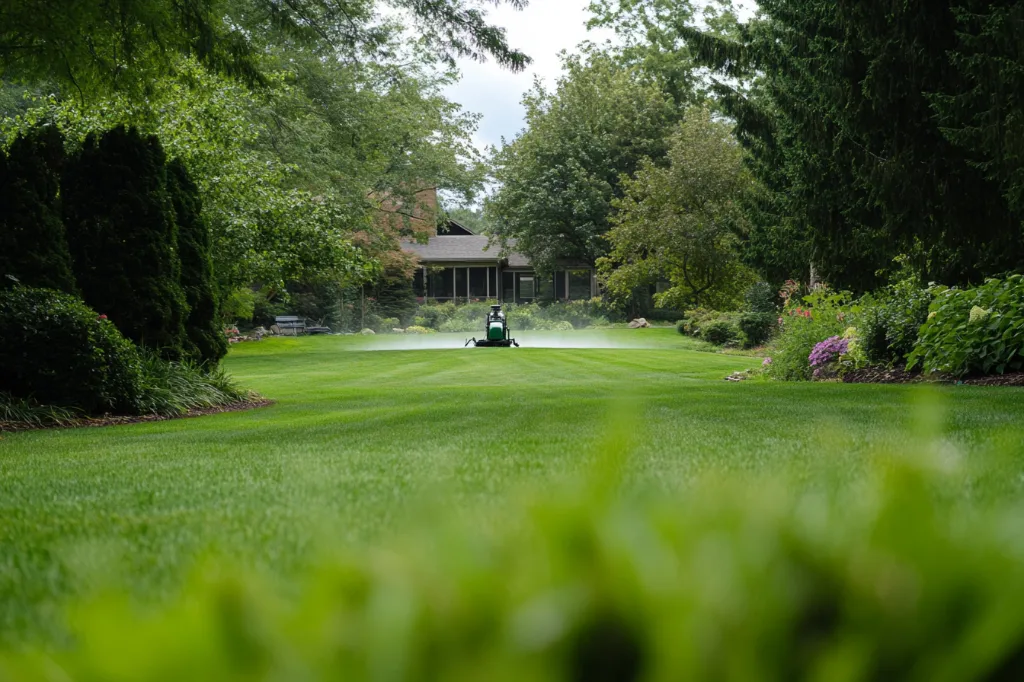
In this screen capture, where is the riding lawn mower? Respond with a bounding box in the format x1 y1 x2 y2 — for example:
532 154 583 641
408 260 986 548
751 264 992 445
465 304 519 347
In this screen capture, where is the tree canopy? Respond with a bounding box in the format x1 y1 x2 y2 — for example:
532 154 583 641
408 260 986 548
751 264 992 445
487 53 677 274
0 0 530 98
598 108 753 309
669 0 1024 289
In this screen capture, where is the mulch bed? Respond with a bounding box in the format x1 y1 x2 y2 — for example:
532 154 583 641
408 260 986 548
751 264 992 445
843 367 1024 386
0 399 274 433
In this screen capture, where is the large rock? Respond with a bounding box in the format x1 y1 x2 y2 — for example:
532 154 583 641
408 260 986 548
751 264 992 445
392 328 406 334
628 318 650 329
360 328 376 335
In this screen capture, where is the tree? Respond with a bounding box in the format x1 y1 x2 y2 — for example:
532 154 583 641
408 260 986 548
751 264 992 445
598 108 753 309
0 125 77 293
487 54 677 274
934 2 1024 218
62 126 188 358
167 157 227 365
669 1 1024 289
0 0 530 99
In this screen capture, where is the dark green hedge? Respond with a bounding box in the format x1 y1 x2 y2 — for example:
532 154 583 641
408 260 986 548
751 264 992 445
0 126 77 294
167 158 226 365
62 126 188 359
0 286 143 414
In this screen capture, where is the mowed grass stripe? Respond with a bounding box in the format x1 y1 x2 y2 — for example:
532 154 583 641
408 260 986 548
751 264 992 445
1 330 1024 643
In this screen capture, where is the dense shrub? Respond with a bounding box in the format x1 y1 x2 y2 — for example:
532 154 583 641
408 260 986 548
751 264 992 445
167 159 227 365
677 308 742 345
376 317 401 332
738 312 775 348
0 286 144 414
857 277 933 365
908 274 1024 376
4 458 1024 680
410 300 610 332
62 126 188 359
0 126 77 294
765 289 851 380
700 319 740 345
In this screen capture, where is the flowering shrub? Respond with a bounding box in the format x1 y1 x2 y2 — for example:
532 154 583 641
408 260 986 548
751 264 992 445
808 336 850 379
908 275 1024 376
765 286 851 380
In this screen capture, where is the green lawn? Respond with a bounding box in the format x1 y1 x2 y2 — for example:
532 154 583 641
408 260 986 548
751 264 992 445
2 328 1023 643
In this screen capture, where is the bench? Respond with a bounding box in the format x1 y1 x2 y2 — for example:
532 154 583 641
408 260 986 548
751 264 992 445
274 315 307 336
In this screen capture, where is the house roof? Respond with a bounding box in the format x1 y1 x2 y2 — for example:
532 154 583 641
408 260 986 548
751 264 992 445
401 235 532 267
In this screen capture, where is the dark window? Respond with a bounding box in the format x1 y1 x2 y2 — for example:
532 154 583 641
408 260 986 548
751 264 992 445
518 274 536 300
555 270 567 299
413 269 425 297
455 268 468 300
429 268 453 299
469 267 488 298
502 271 514 302
569 270 591 300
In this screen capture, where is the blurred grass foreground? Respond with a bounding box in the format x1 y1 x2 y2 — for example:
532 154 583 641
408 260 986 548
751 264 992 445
4 395 1024 682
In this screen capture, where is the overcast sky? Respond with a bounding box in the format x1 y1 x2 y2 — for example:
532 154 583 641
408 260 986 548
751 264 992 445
443 0 613 155
443 1 757 157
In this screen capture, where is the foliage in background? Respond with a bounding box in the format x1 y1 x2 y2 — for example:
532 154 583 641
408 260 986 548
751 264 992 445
409 300 615 334
908 274 1024 377
0 286 144 414
599 108 753 310
0 126 77 293
62 126 188 359
167 158 228 366
488 53 677 273
4 442 1024 680
673 0 1024 290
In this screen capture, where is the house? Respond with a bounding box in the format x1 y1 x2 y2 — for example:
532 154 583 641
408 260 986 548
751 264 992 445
401 220 597 304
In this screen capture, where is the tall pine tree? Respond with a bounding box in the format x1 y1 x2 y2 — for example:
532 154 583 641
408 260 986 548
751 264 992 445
62 126 188 358
166 158 227 365
0 126 77 293
674 0 1024 289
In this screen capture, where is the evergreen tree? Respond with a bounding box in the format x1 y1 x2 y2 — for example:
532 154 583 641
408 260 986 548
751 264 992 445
0 126 77 293
670 0 1024 289
166 158 227 365
62 126 188 358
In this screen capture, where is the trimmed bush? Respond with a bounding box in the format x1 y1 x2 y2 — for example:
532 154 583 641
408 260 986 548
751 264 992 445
62 126 188 359
0 286 143 414
738 312 775 348
0 126 77 294
908 274 1024 376
167 159 227 365
700 319 740 345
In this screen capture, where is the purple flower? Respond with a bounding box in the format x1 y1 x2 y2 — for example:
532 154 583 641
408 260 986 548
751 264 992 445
762 357 773 367
808 336 849 367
